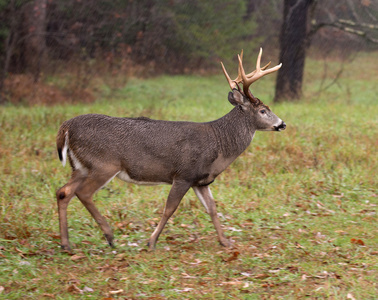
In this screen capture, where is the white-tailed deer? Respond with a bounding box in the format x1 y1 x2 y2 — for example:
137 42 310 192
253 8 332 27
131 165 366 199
56 48 286 252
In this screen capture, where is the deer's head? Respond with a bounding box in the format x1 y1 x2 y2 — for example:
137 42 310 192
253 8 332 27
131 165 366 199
221 48 286 132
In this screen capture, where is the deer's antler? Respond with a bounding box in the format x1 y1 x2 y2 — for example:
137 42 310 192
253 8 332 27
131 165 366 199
222 48 281 102
221 49 244 90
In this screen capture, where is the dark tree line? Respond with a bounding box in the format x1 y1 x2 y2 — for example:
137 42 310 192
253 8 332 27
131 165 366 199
0 0 377 104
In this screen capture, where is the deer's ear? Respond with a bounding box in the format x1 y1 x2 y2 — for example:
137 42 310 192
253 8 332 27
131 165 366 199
228 89 249 107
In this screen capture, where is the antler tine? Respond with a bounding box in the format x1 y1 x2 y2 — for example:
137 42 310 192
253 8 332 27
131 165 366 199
221 49 244 91
221 62 237 90
237 53 253 99
240 48 282 95
245 61 271 78
248 48 282 84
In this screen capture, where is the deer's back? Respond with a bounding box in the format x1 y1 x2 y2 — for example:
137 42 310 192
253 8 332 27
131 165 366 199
57 114 220 184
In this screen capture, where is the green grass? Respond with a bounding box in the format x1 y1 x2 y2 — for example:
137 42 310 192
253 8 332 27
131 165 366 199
0 52 377 299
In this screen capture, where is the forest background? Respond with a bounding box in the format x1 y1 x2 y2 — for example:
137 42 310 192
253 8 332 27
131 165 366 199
1 0 377 104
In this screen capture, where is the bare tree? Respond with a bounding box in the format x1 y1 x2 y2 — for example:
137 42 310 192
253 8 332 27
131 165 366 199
274 0 314 102
274 0 378 103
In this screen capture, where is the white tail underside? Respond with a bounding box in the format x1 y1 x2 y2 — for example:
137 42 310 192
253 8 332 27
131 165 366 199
61 132 68 167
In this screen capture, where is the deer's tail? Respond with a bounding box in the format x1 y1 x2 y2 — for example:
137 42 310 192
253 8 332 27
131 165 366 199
56 123 69 167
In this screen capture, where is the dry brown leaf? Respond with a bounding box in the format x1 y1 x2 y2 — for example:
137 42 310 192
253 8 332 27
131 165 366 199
351 238 365 246
221 281 244 286
222 251 240 262
70 254 86 261
255 273 270 279
67 284 82 294
181 272 197 279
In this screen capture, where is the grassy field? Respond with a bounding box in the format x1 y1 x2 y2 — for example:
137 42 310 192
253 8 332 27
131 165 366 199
0 52 377 299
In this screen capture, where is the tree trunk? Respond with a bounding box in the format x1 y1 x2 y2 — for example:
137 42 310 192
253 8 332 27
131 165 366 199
22 0 47 82
274 0 313 102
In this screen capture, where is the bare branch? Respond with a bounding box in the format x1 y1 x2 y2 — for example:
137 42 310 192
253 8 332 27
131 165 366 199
309 19 378 44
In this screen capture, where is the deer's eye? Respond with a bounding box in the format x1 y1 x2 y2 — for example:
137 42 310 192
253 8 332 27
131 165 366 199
260 109 266 114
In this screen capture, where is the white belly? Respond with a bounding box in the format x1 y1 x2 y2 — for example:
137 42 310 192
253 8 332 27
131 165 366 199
116 171 168 186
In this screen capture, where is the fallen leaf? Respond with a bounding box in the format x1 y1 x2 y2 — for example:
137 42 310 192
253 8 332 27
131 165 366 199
48 233 61 239
173 288 193 292
332 193 344 198
70 254 86 261
181 272 196 279
67 284 82 294
268 268 281 273
81 240 95 245
255 273 270 279
141 279 157 284
347 292 357 300
183 259 203 265
14 247 25 254
226 226 242 232
223 251 240 262
221 281 244 286
351 238 365 246
82 286 94 293
127 242 139 247
109 289 123 295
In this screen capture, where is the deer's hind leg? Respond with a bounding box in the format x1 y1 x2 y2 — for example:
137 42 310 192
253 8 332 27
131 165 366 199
74 169 120 248
56 170 85 252
193 185 231 247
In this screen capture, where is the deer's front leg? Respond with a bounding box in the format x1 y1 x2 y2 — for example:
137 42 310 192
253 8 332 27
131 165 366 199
148 180 191 250
193 185 232 247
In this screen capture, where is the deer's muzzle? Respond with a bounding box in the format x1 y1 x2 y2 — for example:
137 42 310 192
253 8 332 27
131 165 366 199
274 121 286 131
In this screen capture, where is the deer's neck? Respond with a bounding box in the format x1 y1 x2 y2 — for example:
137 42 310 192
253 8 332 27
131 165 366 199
210 106 255 158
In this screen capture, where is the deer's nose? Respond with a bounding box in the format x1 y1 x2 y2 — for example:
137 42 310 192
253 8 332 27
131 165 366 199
275 121 286 131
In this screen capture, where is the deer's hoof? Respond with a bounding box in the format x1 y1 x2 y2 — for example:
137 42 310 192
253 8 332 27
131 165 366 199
61 245 73 254
219 238 233 248
104 234 114 248
147 240 157 251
